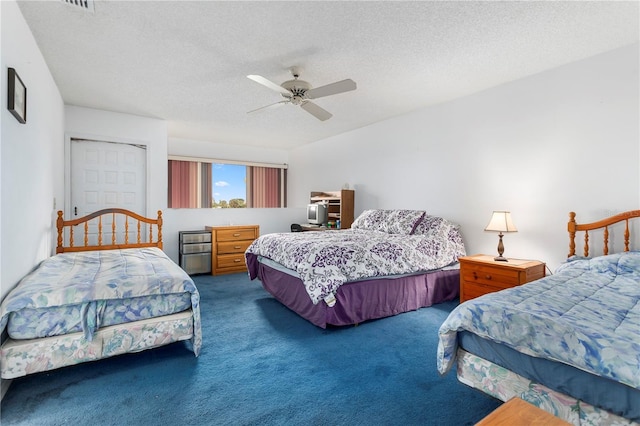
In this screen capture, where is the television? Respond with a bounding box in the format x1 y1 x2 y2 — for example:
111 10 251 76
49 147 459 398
307 203 328 226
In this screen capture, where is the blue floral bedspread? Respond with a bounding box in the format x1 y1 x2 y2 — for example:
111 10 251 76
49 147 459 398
0 248 201 355
437 251 640 390
245 228 465 305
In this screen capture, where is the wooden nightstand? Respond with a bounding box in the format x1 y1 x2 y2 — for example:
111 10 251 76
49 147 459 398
459 254 545 302
476 397 570 425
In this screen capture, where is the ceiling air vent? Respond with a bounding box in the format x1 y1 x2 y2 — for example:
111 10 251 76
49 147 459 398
61 0 95 12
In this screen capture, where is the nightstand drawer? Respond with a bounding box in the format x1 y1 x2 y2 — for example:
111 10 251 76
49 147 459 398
217 240 253 255
462 281 505 299
462 265 520 288
216 228 258 242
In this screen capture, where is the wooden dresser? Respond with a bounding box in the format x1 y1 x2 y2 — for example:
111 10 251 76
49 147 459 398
206 225 259 275
459 254 545 302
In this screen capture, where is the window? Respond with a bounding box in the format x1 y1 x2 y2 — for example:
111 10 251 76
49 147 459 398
168 156 287 208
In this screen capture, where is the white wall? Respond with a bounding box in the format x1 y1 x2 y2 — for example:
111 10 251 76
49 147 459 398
289 44 640 271
164 138 302 262
1 0 65 300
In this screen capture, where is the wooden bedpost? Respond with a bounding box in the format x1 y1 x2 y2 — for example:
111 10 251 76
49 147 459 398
624 219 630 252
568 212 576 257
583 231 590 258
56 211 64 254
157 210 163 250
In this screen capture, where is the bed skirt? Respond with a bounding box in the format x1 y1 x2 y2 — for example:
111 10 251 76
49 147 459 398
247 253 460 328
456 349 638 426
1 310 195 379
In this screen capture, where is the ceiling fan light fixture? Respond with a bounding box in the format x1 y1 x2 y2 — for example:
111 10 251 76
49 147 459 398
247 68 356 121
281 79 311 96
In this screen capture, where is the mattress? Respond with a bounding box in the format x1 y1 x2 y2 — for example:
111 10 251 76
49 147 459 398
6 292 192 339
0 247 202 356
459 331 640 421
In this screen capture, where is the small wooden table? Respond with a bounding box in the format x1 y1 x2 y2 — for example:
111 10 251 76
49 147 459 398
459 254 545 302
476 398 571 425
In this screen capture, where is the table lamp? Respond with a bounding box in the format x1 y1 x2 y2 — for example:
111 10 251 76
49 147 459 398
484 211 517 261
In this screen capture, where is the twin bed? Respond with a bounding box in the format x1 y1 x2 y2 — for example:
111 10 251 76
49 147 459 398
245 209 466 328
0 209 201 379
437 210 640 425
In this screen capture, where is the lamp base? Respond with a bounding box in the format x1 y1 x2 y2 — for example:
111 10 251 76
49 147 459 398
494 233 508 261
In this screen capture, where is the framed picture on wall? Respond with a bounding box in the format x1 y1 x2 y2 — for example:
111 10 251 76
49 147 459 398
8 67 27 124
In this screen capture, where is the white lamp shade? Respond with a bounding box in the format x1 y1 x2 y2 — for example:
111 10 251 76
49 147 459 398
485 211 518 233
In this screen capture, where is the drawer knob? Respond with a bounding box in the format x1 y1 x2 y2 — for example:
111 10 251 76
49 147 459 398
233 233 241 237
234 246 241 249
472 271 491 280
234 259 241 263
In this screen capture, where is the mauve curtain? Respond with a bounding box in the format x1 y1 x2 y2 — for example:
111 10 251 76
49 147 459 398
168 160 199 208
247 166 283 208
200 163 212 208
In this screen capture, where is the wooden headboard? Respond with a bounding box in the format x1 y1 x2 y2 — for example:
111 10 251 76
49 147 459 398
56 208 163 253
568 210 640 257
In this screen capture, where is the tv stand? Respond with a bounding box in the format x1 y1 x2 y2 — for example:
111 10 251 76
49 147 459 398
309 190 355 229
300 224 330 232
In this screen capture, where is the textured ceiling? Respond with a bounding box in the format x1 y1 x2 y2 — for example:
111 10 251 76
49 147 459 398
17 1 640 149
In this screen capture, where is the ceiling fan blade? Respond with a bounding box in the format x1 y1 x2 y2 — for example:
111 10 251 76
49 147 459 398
247 100 289 114
247 75 291 96
300 101 332 121
305 79 357 99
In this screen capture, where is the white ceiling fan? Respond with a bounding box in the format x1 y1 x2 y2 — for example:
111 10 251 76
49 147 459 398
247 67 357 121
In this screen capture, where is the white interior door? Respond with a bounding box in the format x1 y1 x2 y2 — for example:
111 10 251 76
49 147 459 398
70 139 147 245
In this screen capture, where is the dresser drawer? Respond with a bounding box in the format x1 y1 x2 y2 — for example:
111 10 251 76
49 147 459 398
462 265 520 289
216 228 258 242
215 253 247 270
217 240 253 255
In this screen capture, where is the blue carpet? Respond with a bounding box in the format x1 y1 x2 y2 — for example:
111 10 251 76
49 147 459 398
0 273 500 425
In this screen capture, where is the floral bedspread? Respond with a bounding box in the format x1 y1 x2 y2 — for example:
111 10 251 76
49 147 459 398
437 251 640 390
245 227 465 305
0 248 201 355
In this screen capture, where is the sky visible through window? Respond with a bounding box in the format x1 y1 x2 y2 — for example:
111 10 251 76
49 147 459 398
212 163 246 202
